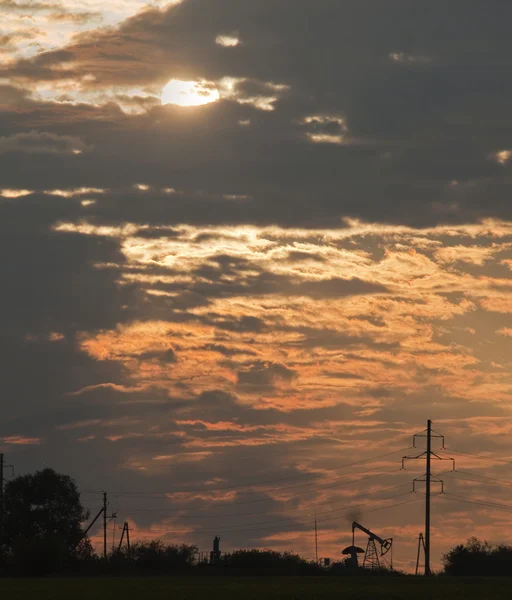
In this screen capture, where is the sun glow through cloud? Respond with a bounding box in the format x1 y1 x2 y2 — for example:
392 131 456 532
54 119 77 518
216 34 241 47
161 79 220 107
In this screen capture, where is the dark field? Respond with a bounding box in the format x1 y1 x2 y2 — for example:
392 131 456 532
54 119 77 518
0 577 511 600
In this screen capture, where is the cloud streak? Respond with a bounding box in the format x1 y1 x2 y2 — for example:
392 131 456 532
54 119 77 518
0 130 92 155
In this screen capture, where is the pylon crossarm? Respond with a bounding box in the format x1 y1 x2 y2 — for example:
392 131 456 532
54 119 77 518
430 451 454 462
415 432 444 440
402 450 427 467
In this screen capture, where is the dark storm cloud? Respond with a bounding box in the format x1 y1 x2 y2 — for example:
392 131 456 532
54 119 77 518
1 0 512 226
0 193 145 432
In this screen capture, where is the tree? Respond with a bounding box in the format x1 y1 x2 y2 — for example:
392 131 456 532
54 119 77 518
225 549 322 575
443 537 512 576
3 468 90 575
111 540 197 573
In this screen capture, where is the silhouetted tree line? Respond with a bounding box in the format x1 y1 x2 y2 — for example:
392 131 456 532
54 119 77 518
0 468 393 577
110 540 198 575
218 549 323 576
3 468 501 577
443 537 512 577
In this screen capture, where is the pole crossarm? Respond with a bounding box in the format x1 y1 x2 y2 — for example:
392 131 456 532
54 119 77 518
411 428 446 448
413 474 444 494
401 451 455 471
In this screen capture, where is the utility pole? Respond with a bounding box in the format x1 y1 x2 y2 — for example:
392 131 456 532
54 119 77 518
103 491 108 560
126 522 131 561
118 522 132 560
402 420 454 576
314 513 318 564
415 533 426 576
81 491 115 560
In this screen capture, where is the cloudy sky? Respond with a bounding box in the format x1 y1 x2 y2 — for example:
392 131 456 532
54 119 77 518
1 0 512 571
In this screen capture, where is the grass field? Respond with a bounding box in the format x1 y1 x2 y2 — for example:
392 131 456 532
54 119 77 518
0 576 511 600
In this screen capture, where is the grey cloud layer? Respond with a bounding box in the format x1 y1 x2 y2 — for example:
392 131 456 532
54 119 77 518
1 0 511 226
0 131 92 155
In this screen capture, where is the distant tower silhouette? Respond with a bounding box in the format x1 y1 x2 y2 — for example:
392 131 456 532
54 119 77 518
210 536 221 565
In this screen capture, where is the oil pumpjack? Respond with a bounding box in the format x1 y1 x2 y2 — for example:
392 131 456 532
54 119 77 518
343 521 393 570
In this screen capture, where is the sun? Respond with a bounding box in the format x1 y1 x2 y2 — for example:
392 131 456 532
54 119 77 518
161 79 220 107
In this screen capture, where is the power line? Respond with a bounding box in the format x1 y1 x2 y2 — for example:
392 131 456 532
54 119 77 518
441 493 512 512
105 447 410 497
123 482 411 520
445 471 512 489
120 468 404 512
131 493 420 536
445 447 512 466
168 491 413 533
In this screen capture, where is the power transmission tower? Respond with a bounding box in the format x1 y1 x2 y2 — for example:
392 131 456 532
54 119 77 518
402 420 454 576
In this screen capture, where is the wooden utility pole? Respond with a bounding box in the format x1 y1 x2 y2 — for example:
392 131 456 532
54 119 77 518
314 513 318 563
118 522 132 560
415 533 426 576
126 522 131 560
103 491 108 560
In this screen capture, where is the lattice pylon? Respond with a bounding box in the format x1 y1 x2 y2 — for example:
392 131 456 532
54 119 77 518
363 538 380 570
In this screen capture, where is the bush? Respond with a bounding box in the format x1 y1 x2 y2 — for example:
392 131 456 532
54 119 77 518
443 537 512 576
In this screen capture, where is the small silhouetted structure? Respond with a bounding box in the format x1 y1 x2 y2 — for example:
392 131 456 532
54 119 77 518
342 545 364 569
210 536 221 565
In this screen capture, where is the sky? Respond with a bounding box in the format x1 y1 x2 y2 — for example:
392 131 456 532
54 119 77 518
1 0 512 572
